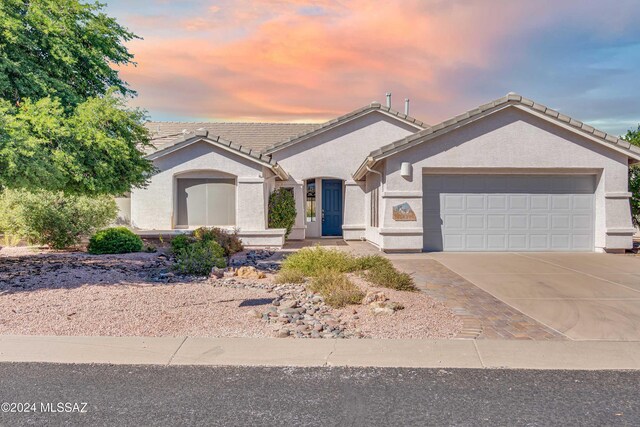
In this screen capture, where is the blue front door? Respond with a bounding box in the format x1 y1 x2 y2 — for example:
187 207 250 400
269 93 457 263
322 179 343 236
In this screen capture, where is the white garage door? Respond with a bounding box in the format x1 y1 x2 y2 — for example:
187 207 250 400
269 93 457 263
423 174 595 252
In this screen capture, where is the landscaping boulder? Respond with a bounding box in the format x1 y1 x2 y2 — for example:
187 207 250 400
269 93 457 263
369 300 404 315
234 266 266 279
210 267 225 279
362 291 388 305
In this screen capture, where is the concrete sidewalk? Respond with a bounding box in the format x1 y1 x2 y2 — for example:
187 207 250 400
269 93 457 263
2 336 640 370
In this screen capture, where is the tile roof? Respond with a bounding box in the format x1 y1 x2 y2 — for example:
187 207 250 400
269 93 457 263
146 121 319 154
145 129 290 179
146 130 273 164
262 102 427 154
353 93 640 180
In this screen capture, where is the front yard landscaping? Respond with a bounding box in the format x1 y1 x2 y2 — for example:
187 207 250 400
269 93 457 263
0 240 462 339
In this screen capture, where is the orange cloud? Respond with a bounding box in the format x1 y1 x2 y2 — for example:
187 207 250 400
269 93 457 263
116 0 640 124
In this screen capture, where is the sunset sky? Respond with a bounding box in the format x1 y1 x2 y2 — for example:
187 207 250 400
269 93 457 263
104 0 640 136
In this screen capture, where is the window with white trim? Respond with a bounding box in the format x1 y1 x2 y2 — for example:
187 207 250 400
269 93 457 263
370 186 379 227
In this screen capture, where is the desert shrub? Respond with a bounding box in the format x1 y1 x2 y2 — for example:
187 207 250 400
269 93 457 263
352 254 392 271
280 246 357 276
273 269 306 284
281 246 415 291
0 189 117 249
365 262 417 291
268 188 297 238
87 227 143 254
173 240 226 275
170 234 194 254
1 234 21 247
308 271 364 308
193 227 243 257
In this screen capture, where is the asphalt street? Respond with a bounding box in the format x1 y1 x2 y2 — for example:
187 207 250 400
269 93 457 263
0 363 638 426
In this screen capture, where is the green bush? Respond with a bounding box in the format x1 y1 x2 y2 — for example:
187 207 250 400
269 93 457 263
173 240 226 276
87 227 143 254
308 271 364 308
0 189 117 249
193 227 243 257
170 234 194 254
268 188 297 238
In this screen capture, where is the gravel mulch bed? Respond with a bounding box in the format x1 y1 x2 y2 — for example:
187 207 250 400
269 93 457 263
0 247 462 339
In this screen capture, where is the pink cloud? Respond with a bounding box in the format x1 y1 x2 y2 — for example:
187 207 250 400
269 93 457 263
116 0 640 124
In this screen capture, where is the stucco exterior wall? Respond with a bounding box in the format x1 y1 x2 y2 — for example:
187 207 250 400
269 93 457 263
130 140 270 234
114 196 131 226
272 111 420 239
370 107 634 252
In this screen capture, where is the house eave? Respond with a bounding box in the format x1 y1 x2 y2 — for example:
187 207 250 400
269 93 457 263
263 105 426 155
145 134 289 179
352 97 640 179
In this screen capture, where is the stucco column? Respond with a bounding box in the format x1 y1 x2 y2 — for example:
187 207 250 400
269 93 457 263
343 180 366 240
236 177 266 230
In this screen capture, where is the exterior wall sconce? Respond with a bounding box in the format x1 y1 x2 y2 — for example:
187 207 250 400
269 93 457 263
400 162 412 179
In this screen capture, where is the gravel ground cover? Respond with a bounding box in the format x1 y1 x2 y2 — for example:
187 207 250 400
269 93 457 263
0 246 461 339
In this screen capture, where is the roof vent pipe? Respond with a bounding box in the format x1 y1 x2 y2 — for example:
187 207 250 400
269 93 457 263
386 92 391 108
405 98 410 115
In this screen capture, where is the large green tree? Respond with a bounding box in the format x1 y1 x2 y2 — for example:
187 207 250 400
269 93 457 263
0 0 153 195
623 126 640 227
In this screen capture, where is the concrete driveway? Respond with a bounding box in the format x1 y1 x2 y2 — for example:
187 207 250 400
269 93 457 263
428 253 640 341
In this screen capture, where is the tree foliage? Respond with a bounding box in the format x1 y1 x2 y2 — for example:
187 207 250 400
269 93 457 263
0 0 136 108
0 92 154 194
0 0 153 195
623 126 640 227
0 188 117 249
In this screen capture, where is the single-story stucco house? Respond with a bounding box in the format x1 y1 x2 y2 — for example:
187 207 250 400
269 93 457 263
116 93 640 253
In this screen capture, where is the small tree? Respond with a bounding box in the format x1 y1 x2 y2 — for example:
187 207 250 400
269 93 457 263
268 188 297 238
623 126 640 227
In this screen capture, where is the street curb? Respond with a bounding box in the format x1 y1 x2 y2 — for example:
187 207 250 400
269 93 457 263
1 336 640 370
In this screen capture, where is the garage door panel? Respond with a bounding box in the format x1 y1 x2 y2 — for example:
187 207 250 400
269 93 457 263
530 215 548 229
443 195 465 210
444 234 464 250
551 235 571 250
466 195 485 210
573 214 592 230
551 195 572 210
487 234 507 250
508 215 528 230
551 215 571 230
487 214 506 229
487 195 507 210
530 195 550 210
465 235 485 250
508 235 528 250
572 235 591 249
530 235 549 249
573 195 593 210
509 195 528 210
466 214 485 229
422 174 595 252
